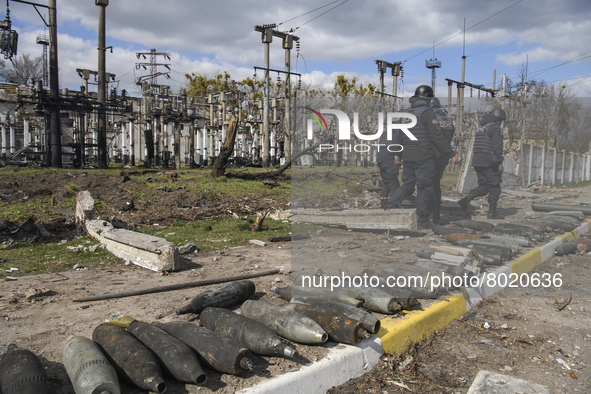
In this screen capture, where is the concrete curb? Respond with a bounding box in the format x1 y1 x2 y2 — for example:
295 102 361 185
238 336 383 393
239 219 591 392
378 218 591 355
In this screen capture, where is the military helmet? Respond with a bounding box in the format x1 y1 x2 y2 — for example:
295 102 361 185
414 85 434 98
491 107 507 120
431 97 442 108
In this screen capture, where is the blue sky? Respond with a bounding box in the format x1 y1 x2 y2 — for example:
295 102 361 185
6 0 591 97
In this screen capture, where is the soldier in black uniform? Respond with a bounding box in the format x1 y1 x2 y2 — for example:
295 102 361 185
376 129 400 209
386 85 452 228
430 97 455 224
458 107 506 219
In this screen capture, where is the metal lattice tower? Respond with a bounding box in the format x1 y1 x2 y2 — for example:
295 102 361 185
36 34 49 87
426 58 441 94
135 48 171 96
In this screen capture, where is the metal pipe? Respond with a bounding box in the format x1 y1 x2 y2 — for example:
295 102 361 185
72 268 279 302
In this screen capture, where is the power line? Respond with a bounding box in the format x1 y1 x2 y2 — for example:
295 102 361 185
278 0 343 27
290 0 350 32
528 48 591 79
403 0 523 63
468 10 591 58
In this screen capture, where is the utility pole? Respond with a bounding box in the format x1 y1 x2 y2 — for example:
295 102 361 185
283 34 293 163
255 24 298 168
48 0 61 167
96 0 108 168
374 60 402 110
262 27 271 168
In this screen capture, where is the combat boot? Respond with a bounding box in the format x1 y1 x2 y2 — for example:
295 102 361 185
487 205 503 219
458 197 474 216
417 219 434 229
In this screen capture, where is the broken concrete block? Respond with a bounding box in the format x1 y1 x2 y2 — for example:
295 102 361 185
430 252 469 266
84 220 180 272
75 191 96 228
467 370 548 394
76 191 179 272
292 208 416 230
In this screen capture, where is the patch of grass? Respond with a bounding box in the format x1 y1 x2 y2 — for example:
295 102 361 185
66 183 80 194
0 236 123 279
138 217 291 252
441 170 460 189
0 198 51 222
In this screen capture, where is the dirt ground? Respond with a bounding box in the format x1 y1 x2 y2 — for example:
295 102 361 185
330 252 591 393
1 166 590 393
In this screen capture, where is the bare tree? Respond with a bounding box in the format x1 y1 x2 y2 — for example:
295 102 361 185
5 54 43 85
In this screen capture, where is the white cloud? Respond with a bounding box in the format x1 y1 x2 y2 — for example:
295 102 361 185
5 0 591 96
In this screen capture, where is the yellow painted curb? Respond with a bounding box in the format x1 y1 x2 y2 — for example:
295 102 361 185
377 293 466 355
376 218 591 356
558 232 577 242
509 248 542 276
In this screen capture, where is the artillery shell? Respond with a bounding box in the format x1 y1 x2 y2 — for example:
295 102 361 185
200 307 296 357
176 280 256 315
240 299 328 344
271 285 361 307
153 321 253 376
124 320 206 385
63 336 120 394
452 219 495 232
555 242 578 256
283 303 368 344
291 295 380 334
0 344 53 394
92 323 166 393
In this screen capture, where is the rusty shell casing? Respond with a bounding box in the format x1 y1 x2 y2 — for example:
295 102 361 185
126 320 206 385
0 344 53 394
176 280 256 315
240 299 328 345
199 307 296 358
92 323 166 393
282 303 368 344
270 285 361 307
152 321 253 376
63 336 120 394
555 242 579 256
290 296 380 334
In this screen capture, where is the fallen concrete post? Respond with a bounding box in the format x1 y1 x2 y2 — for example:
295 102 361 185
76 191 180 272
291 208 416 230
